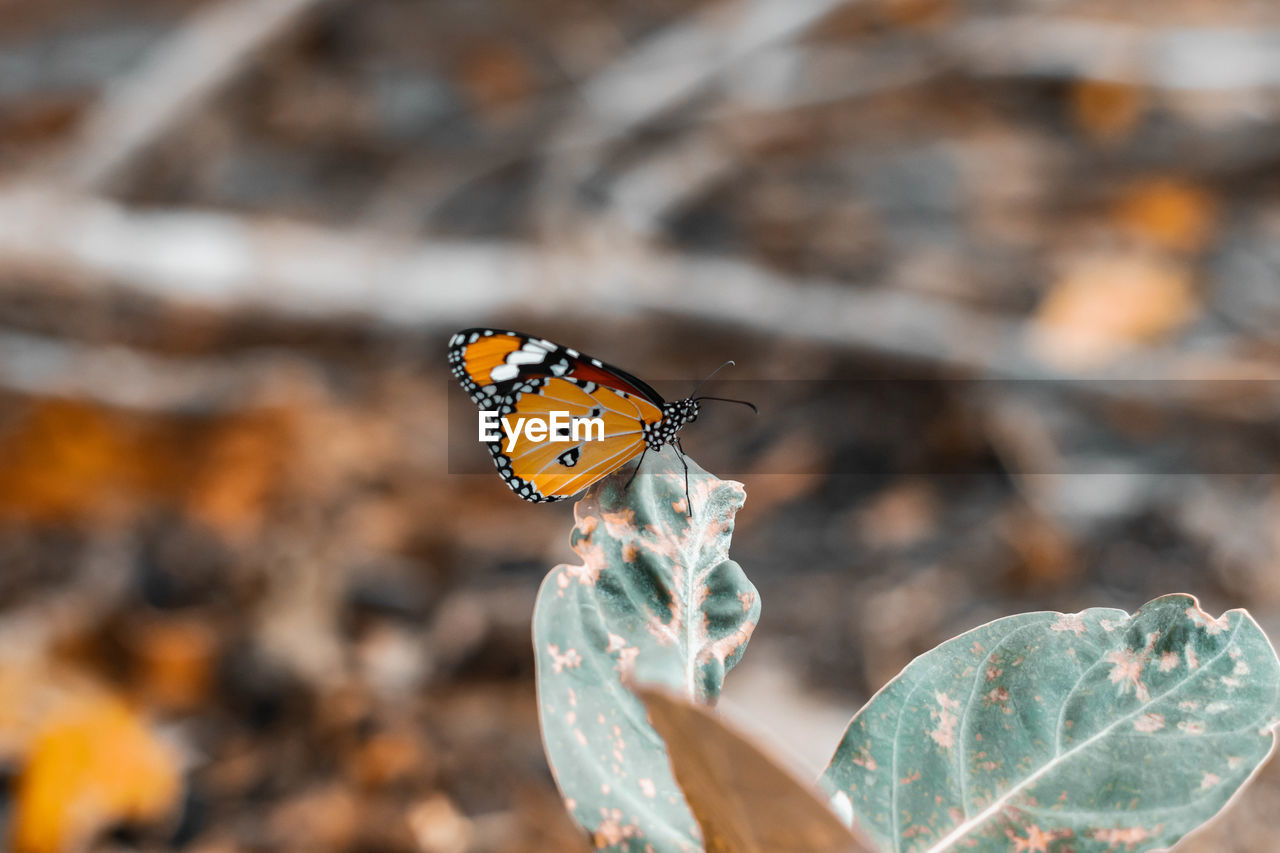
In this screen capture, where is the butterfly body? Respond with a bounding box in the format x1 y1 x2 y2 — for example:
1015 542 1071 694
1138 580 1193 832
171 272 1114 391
449 329 700 503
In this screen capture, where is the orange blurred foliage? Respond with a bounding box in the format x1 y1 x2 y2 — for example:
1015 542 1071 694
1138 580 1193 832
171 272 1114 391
0 399 295 536
1032 252 1198 369
183 410 295 539
1071 79 1145 144
0 401 150 524
126 615 218 713
1113 178 1218 254
10 689 181 853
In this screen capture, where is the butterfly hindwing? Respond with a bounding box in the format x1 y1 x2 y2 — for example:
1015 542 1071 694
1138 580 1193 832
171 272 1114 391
483 376 661 501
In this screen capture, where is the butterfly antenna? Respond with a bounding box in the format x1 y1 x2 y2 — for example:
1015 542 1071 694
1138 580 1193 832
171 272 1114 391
689 360 736 399
693 395 758 414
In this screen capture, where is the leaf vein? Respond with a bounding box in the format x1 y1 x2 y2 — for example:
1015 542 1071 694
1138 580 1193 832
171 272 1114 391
923 619 1243 853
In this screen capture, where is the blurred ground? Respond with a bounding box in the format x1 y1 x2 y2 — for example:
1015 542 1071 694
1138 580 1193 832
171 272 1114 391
0 0 1279 851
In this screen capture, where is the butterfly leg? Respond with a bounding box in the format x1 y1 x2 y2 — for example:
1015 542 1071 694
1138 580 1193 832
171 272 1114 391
623 447 648 492
674 439 691 517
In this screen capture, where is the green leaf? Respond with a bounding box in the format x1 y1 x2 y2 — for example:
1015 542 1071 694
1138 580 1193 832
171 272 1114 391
534 448 761 851
821 594 1280 853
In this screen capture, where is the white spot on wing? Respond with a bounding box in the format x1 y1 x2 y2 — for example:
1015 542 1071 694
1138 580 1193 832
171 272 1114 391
508 350 547 366
490 364 519 382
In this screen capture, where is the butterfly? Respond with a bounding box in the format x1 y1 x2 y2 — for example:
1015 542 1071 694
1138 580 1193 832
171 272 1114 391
448 328 753 508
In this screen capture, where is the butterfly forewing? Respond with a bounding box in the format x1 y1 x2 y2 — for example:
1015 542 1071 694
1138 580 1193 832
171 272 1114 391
448 330 562 407
449 328 665 403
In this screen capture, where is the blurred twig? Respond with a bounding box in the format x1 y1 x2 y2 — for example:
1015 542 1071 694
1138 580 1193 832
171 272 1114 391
0 188 1276 417
55 0 331 192
949 19 1280 90
0 328 294 412
569 0 852 137
536 0 851 230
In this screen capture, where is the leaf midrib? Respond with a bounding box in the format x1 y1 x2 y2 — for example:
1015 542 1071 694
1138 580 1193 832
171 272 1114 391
921 619 1242 853
682 487 714 700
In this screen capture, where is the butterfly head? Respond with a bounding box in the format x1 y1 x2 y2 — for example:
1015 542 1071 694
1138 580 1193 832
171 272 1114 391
670 398 700 427
644 387 756 451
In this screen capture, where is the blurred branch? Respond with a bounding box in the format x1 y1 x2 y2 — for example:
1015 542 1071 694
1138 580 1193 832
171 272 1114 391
0 188 529 321
570 0 851 137
950 19 1280 90
606 40 942 234
541 10 1280 240
373 16 1280 235
55 0 330 192
602 43 943 240
0 328 288 412
536 0 851 229
0 189 1276 415
719 38 944 110
371 23 938 228
605 130 739 237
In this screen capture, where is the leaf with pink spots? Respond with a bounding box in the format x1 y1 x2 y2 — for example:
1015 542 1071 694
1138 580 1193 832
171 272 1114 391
534 449 759 851
821 595 1280 852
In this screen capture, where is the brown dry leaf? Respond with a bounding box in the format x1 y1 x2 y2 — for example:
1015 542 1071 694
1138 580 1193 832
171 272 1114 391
346 725 433 790
126 614 218 712
185 410 294 539
0 401 142 523
636 686 874 853
0 664 98 764
1031 252 1198 369
1071 79 1145 144
1113 178 1218 253
11 694 181 853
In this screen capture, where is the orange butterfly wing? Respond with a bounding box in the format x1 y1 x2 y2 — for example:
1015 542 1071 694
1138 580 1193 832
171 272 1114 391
449 329 676 502
492 376 662 500
457 333 525 388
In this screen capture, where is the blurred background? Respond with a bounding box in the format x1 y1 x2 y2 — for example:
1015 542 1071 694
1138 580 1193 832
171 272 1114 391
1 0 1279 851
